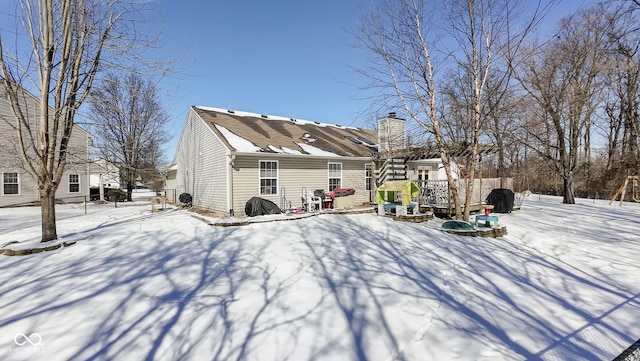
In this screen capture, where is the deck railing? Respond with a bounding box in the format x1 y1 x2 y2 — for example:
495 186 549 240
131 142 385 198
413 178 513 207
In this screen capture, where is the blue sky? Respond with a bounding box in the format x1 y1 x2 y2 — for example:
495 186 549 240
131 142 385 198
0 0 598 162
157 0 374 160
155 0 598 162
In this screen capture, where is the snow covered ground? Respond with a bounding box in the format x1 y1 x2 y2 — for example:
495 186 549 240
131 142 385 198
0 194 639 361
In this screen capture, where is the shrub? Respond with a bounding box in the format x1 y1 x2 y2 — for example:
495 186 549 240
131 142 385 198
106 188 127 202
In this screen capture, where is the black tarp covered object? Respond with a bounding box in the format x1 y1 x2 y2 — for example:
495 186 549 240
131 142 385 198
245 197 282 217
485 188 515 213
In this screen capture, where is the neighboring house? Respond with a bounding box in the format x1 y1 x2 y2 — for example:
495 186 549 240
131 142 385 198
89 158 121 189
0 85 92 207
88 158 121 201
162 163 178 203
163 163 177 190
172 106 380 215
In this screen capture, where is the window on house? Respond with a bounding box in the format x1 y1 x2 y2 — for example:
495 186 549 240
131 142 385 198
3 172 19 195
259 160 278 195
365 164 372 191
417 166 429 181
69 174 80 193
328 162 342 191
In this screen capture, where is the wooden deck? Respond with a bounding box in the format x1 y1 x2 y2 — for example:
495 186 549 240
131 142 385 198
421 203 520 218
421 203 483 217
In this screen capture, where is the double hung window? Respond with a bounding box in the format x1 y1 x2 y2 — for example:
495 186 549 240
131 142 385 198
328 162 342 191
3 172 19 195
259 161 278 195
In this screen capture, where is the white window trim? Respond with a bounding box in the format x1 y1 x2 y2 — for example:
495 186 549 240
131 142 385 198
2 171 20 196
258 160 279 195
365 164 372 191
328 162 342 191
69 174 80 193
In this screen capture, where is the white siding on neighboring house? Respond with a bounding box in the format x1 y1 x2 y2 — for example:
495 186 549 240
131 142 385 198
163 164 178 191
407 159 460 181
174 108 229 212
89 159 121 189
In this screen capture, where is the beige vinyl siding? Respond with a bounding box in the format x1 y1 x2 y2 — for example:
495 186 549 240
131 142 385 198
0 87 91 206
58 165 90 199
0 170 40 206
0 94 39 205
57 127 91 199
231 155 372 214
174 108 228 212
340 159 374 203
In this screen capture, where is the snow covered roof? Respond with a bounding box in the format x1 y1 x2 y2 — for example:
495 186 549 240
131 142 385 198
194 106 378 157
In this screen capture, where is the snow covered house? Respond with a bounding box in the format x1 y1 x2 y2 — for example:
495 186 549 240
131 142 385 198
0 84 92 207
172 106 379 215
171 106 496 216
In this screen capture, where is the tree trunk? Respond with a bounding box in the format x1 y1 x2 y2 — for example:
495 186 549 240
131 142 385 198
562 176 575 204
463 160 477 221
437 142 462 219
127 181 134 202
447 178 462 219
40 190 58 243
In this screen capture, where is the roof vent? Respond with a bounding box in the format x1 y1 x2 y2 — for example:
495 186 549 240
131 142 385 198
227 110 235 114
314 121 321 125
290 118 297 122
261 114 268 119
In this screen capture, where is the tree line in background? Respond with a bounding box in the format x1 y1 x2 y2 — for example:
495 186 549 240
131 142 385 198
358 0 640 217
505 0 640 202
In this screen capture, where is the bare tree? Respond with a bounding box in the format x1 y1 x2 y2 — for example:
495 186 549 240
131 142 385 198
0 0 158 242
602 2 640 181
514 5 609 204
89 73 170 201
357 0 547 219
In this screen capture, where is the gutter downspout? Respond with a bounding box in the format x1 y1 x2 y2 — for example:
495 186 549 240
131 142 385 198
228 152 236 216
